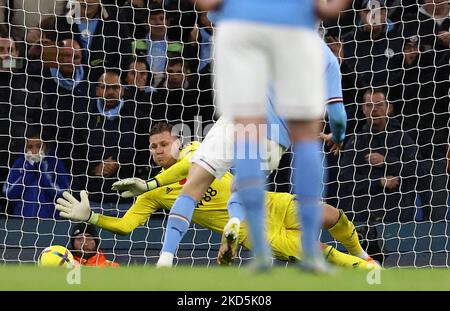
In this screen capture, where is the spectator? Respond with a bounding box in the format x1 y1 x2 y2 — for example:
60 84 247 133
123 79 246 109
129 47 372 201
119 0 150 40
130 3 195 81
144 4 168 86
72 70 149 215
164 0 197 44
152 58 215 135
340 0 403 88
401 0 450 164
402 0 450 63
46 0 132 83
188 11 215 106
190 12 214 74
387 0 422 25
434 47 450 161
388 35 444 159
25 15 58 61
0 33 48 212
70 223 119 267
124 57 155 117
159 57 189 90
3 127 70 218
0 0 66 41
40 39 90 168
25 15 67 77
387 32 449 220
125 58 151 89
338 88 418 222
399 0 450 126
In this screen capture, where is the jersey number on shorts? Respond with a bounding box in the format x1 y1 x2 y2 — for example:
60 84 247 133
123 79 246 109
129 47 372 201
197 187 218 207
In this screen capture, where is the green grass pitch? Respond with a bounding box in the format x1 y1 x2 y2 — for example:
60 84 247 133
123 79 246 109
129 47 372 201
0 265 449 290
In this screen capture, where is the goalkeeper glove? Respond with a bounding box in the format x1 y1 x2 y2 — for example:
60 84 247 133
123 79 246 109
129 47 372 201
55 190 99 225
111 177 159 198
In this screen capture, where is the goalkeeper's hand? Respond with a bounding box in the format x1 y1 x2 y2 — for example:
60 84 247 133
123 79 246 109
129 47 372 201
111 178 159 198
55 191 99 224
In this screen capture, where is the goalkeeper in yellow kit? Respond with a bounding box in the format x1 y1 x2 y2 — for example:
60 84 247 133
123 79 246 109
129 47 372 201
56 122 379 269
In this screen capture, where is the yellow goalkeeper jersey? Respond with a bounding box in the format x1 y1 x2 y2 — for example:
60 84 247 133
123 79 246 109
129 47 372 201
96 141 300 260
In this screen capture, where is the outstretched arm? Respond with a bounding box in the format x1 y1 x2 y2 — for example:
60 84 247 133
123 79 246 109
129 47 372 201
112 148 195 197
56 191 158 235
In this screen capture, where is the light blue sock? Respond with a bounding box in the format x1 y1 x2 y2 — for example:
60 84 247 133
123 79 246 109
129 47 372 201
161 194 196 254
293 141 326 259
227 191 246 222
234 141 269 258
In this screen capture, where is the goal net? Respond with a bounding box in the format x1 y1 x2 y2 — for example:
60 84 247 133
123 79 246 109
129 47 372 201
0 0 449 268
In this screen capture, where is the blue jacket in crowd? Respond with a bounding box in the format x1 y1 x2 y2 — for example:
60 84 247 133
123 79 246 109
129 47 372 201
3 151 71 218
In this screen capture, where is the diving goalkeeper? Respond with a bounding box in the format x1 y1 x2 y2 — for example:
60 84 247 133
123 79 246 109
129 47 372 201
112 38 347 269
56 122 378 269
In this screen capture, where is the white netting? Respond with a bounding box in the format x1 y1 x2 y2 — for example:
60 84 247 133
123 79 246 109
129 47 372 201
0 0 449 268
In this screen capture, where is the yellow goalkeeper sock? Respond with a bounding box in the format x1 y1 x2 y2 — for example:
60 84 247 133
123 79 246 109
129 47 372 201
328 210 368 259
323 245 376 270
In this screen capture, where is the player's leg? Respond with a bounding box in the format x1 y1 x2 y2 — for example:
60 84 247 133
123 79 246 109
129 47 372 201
289 113 326 271
323 204 379 266
219 92 290 265
157 163 215 267
218 187 243 265
271 227 379 269
216 21 272 270
233 118 271 269
274 27 327 272
284 199 380 267
322 244 380 269
158 116 237 267
218 138 287 265
265 95 291 173
227 190 246 223
225 139 287 228
284 204 380 269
